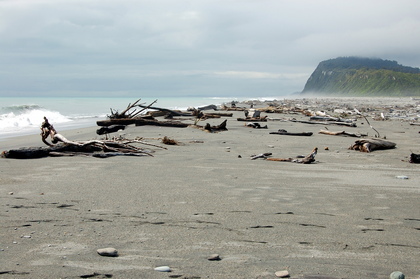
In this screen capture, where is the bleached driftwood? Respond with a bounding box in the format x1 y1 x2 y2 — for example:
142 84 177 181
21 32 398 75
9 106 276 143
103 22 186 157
289 119 357 127
349 138 396 152
319 129 366 138
1 117 165 159
266 147 318 164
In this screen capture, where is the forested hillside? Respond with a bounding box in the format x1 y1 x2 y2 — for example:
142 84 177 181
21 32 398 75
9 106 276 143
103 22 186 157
301 57 420 96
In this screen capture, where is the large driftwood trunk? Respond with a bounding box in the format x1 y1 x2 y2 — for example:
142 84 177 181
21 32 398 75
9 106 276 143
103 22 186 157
290 119 357 127
349 138 396 152
135 119 189 128
269 129 313 136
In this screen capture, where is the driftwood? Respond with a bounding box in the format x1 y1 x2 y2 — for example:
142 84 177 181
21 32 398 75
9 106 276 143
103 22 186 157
409 153 420 163
266 147 318 164
109 99 157 119
251 153 272 160
205 112 233 117
193 119 228 133
269 129 313 136
135 119 189 128
96 125 126 135
318 129 366 138
162 136 180 145
349 138 396 152
97 115 154 126
1 139 159 159
222 107 246 111
190 110 232 120
1 117 164 159
353 108 381 138
309 116 355 123
196 104 218 111
139 105 192 117
246 122 268 129
237 116 268 122
290 119 357 127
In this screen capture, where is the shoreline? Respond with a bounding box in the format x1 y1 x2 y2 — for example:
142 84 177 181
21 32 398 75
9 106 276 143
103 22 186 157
1 97 419 278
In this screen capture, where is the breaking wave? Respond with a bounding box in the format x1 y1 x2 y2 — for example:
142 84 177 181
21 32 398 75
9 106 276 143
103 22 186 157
0 104 72 135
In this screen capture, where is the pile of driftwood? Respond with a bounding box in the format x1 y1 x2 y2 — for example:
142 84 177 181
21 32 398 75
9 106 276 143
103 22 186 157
97 98 230 134
1 117 165 159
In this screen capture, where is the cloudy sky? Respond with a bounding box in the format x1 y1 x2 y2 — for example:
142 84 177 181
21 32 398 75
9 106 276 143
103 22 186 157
1 0 419 98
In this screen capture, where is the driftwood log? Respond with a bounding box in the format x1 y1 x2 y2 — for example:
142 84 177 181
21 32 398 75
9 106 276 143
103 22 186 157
139 105 192 117
269 129 313 136
1 139 159 159
318 129 366 138
246 122 268 129
251 153 272 160
266 147 318 164
349 138 396 152
409 153 420 163
193 119 228 133
309 116 355 123
2 117 164 159
290 119 357 127
96 125 126 135
97 115 154 126
135 119 189 128
237 116 268 122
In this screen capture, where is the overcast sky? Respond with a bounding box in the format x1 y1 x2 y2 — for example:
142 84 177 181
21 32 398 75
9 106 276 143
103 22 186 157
1 0 419 98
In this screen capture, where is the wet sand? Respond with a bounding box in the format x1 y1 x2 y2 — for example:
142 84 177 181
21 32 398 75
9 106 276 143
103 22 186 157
1 97 419 278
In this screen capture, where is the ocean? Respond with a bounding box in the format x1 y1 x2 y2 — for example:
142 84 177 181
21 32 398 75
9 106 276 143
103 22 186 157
0 96 280 140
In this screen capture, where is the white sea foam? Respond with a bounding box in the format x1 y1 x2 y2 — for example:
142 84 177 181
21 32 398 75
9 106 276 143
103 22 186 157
0 104 74 139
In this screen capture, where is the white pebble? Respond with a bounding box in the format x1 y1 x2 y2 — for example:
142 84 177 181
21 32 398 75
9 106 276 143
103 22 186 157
154 266 171 272
275 270 290 278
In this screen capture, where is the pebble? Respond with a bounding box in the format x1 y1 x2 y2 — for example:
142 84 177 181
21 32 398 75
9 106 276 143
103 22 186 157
275 270 290 278
207 254 221 261
8 192 13 195
390 271 405 279
97 247 118 257
154 266 171 272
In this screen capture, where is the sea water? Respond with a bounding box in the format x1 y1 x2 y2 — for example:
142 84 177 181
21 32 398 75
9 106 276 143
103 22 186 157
0 96 276 140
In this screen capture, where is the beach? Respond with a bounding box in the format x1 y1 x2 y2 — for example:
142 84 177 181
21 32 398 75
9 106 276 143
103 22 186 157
1 97 419 279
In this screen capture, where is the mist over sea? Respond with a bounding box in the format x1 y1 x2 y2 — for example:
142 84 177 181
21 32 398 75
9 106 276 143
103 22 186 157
0 96 285 140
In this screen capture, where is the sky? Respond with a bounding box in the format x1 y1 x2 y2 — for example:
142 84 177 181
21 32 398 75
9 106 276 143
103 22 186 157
1 0 419 98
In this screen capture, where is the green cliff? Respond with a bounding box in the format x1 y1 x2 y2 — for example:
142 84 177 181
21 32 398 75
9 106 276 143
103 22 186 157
301 57 420 96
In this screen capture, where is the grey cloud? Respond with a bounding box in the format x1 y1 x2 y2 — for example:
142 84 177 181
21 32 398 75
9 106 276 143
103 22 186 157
0 0 419 97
